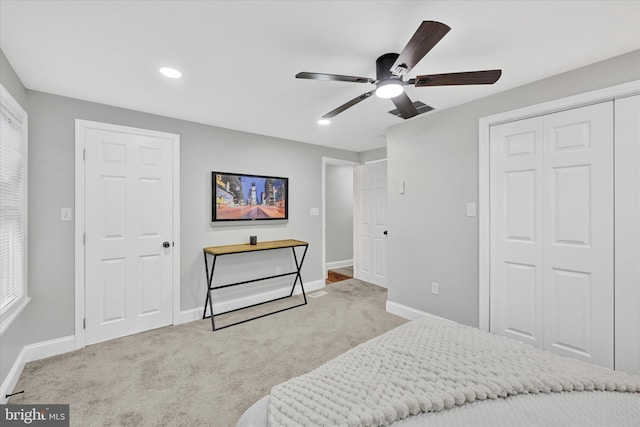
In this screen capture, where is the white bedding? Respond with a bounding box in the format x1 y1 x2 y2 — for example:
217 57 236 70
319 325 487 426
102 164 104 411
237 391 640 427
237 316 640 427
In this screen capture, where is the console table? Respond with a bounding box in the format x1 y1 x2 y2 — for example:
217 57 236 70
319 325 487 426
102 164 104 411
202 239 309 331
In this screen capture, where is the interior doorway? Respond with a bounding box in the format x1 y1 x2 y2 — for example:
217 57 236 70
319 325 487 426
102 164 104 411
322 158 357 284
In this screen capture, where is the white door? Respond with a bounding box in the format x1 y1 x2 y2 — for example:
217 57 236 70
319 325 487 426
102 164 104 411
354 161 387 287
542 102 614 368
490 102 614 368
84 125 174 345
490 116 544 348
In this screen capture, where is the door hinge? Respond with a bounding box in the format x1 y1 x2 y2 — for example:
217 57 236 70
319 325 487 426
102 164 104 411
83 233 86 246
83 148 86 161
83 318 86 329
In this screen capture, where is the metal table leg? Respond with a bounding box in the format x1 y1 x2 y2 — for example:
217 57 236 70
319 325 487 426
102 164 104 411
202 251 217 331
289 245 309 304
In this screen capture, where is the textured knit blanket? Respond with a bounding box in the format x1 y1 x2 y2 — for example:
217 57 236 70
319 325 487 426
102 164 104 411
268 316 640 427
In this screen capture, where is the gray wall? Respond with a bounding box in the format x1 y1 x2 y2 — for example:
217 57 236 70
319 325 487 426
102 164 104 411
386 50 640 327
0 70 358 386
359 147 386 163
0 49 30 392
30 89 358 317
325 165 353 264
0 50 27 108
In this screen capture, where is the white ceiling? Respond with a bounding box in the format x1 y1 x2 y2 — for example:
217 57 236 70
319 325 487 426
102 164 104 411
1 1 639 152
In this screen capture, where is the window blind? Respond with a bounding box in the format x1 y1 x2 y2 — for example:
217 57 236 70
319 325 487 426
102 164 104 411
0 102 26 318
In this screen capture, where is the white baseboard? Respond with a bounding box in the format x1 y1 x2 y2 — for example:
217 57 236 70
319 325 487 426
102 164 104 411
177 279 325 325
0 347 25 404
385 300 430 320
386 301 460 326
325 259 353 270
1 335 75 404
178 307 205 324
24 335 76 363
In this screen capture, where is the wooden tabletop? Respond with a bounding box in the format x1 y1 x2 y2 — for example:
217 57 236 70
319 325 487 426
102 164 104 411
204 239 308 256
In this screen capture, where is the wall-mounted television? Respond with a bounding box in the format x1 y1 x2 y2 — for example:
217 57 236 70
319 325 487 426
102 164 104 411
212 171 289 222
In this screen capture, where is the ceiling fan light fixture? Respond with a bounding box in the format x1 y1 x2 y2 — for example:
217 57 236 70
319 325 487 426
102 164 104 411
375 80 403 99
159 67 182 79
317 119 331 125
296 22 501 120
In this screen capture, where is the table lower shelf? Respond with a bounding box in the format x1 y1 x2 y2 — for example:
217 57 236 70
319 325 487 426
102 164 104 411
202 292 307 331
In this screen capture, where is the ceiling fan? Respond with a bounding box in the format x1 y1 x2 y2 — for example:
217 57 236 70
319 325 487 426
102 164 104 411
296 21 502 121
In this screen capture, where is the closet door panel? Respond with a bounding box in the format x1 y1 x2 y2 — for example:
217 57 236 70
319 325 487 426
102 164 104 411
543 101 614 369
490 117 544 347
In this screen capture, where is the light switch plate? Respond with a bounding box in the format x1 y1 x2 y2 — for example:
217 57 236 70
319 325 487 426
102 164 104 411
398 179 406 194
310 208 320 216
466 202 477 217
60 207 72 221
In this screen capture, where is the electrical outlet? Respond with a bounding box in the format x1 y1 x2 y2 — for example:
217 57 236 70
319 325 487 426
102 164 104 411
431 282 439 295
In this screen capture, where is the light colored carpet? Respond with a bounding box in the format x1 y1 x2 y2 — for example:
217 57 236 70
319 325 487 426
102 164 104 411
10 279 406 426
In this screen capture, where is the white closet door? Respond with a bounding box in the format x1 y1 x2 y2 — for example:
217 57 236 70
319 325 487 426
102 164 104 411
490 101 614 368
542 102 614 368
490 117 544 348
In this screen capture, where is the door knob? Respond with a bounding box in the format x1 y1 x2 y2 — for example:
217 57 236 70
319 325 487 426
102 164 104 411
163 241 171 248
383 230 388 235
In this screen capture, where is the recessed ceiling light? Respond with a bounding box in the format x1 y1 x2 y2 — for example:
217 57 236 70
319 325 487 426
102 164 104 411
318 119 331 125
159 67 182 79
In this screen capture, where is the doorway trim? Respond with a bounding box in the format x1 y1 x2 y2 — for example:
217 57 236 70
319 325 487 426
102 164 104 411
322 157 358 280
478 80 640 332
74 120 180 349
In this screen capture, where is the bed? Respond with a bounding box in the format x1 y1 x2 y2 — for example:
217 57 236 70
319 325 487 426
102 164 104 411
236 315 640 427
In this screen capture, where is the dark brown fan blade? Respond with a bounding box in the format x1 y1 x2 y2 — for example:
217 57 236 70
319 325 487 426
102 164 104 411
296 72 375 84
414 70 502 86
391 92 419 119
390 21 451 76
322 91 376 119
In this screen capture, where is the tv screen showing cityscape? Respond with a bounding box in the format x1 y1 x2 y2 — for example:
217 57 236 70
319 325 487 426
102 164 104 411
212 172 288 221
